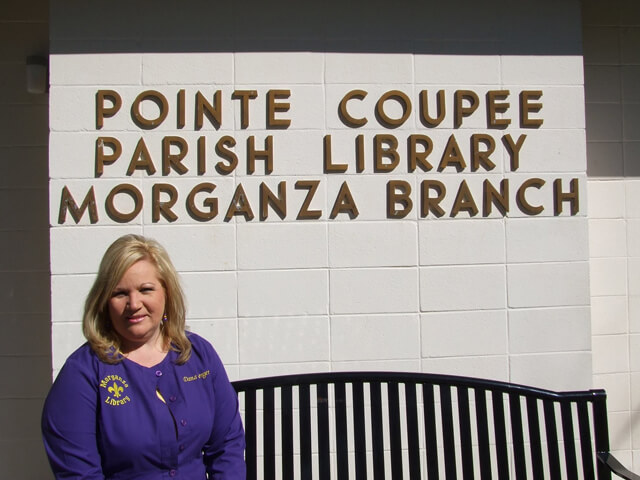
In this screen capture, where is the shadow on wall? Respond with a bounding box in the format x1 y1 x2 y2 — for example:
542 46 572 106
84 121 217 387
50 0 583 55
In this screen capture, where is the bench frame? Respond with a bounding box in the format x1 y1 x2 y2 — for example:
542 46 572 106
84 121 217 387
233 371 639 479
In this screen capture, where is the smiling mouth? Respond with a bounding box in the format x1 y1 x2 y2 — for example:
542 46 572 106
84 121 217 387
127 315 146 324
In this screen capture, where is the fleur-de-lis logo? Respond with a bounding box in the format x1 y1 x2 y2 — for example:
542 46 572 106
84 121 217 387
108 382 123 398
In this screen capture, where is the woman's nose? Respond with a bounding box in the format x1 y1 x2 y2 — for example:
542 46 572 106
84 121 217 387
128 292 142 309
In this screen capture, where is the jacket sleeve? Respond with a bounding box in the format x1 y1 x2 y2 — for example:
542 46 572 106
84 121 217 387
41 356 105 479
202 346 246 480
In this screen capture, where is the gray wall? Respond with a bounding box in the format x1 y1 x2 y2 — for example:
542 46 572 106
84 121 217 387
0 0 52 477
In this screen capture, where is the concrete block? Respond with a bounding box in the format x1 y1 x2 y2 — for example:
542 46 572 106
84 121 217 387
622 27 640 64
422 310 507 357
588 180 626 219
263 130 326 176
52 322 84 370
582 26 620 65
0 187 46 230
139 176 236 225
0 104 48 146
586 103 623 142
589 219 628 257
228 175 328 222
329 221 417 267
584 65 622 103
415 55 500 85
142 53 233 85
512 128 586 174
420 265 506 311
181 271 237 319
421 356 509 382
593 373 631 412
50 225 141 274
331 314 420 361
624 105 640 142
0 314 50 356
330 267 418 314
235 52 323 84
506 217 588 263
0 356 51 397
238 270 328 317
239 316 329 364
505 174 587 219
419 219 505 265
594 334 630 374
625 142 640 177
510 352 592 390
231 85 324 131
528 86 584 130
590 258 628 296
609 412 632 451
187 319 238 365
144 224 236 271
0 271 50 314
325 84 417 130
333 359 421 372
587 142 624 177
325 53 413 84
0 229 49 271
51 53 142 85
502 56 584 85
631 296 640 333
508 306 590 353
239 362 331 380
507 262 590 307
238 223 328 270
50 274 93 322
628 181 640 218
591 295 629 335
326 174 418 221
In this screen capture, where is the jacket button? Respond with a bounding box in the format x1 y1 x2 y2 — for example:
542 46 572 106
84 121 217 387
179 444 185 452
169 395 177 402
169 469 176 477
155 370 163 377
180 419 187 426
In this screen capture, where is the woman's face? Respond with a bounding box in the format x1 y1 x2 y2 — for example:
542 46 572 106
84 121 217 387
108 258 167 352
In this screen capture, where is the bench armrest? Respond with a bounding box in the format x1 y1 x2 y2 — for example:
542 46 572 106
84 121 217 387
598 452 640 480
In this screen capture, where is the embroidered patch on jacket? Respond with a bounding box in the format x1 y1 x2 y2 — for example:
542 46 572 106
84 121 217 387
183 369 211 382
100 374 132 406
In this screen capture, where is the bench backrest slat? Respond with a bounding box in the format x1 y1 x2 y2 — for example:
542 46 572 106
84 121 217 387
422 383 439 480
456 387 473 479
509 394 527 480
474 388 492 479
281 385 294 480
233 372 610 479
561 401 579 478
526 397 544 479
352 381 367 480
543 399 562 479
578 401 596 480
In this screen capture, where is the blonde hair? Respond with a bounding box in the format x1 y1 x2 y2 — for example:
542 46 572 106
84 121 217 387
83 234 191 364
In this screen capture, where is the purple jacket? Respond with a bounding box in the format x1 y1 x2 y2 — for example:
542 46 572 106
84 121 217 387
42 333 246 479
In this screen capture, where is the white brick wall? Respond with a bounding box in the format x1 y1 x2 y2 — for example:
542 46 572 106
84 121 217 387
1 0 51 477
49 1 592 398
584 0 640 469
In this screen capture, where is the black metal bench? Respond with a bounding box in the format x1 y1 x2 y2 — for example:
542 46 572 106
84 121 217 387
232 371 639 479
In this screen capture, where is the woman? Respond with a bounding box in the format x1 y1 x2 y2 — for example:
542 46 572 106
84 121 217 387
42 234 246 479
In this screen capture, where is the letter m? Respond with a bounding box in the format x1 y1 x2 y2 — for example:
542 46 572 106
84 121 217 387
58 186 99 224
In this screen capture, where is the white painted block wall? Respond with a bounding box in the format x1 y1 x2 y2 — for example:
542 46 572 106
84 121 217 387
50 0 591 389
583 0 640 469
49 2 590 396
